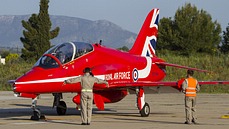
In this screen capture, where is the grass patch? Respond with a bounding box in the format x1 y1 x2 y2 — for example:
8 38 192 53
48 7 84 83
0 60 34 91
158 51 229 93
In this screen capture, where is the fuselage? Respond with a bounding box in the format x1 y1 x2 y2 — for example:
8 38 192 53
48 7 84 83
13 42 166 95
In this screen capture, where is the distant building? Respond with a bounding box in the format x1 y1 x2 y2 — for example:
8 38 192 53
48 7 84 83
0 56 5 65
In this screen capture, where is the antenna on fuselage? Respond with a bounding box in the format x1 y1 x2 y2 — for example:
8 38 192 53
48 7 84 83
99 40 102 45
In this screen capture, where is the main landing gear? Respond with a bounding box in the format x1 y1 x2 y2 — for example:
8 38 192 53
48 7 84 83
53 93 67 115
136 87 150 117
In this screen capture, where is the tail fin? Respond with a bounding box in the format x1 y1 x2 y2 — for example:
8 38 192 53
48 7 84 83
129 9 159 57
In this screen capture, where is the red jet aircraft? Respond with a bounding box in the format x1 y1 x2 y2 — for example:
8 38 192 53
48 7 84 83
11 8 229 120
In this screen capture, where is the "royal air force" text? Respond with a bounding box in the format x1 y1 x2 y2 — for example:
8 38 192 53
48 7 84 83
105 71 131 80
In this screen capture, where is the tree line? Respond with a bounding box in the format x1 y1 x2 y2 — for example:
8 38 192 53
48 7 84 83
157 3 229 56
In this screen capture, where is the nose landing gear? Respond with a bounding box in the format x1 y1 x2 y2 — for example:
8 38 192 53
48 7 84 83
30 96 46 120
30 93 68 120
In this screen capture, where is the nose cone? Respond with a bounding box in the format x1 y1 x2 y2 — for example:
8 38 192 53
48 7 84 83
13 65 76 94
13 70 34 93
13 67 52 93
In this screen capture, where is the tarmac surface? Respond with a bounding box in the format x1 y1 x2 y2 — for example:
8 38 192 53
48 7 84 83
0 91 229 129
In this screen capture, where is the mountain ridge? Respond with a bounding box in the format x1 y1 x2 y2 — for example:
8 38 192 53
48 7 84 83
0 15 137 49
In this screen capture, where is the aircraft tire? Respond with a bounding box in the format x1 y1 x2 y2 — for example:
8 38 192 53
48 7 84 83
56 101 67 115
31 110 40 120
140 102 150 117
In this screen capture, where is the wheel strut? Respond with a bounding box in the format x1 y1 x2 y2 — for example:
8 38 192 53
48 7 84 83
30 96 46 120
136 87 150 117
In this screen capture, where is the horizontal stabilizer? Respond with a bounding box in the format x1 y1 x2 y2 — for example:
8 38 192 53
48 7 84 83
199 81 229 85
155 62 209 72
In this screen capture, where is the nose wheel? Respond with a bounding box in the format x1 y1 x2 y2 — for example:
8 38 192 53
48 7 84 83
30 97 46 120
30 108 46 120
31 109 40 120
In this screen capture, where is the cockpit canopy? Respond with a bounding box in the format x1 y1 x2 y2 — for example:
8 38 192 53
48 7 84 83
34 42 93 69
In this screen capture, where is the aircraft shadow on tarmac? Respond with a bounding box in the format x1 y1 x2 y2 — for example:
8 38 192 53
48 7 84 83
0 103 174 120
1 103 139 118
0 104 79 118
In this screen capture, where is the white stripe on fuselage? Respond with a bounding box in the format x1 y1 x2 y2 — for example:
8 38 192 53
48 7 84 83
138 57 152 79
15 76 79 85
15 58 151 85
15 75 106 85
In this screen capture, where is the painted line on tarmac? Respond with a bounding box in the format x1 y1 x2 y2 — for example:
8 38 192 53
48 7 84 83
221 115 229 119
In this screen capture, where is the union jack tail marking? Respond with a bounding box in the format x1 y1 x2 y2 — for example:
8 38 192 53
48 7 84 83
129 9 159 57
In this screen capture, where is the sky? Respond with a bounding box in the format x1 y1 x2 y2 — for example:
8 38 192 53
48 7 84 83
0 0 229 33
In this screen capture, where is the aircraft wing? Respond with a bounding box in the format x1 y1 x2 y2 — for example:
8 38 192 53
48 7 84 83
109 81 177 87
107 80 229 90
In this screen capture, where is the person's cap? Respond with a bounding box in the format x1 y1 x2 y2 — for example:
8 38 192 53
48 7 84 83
187 69 194 75
83 67 91 73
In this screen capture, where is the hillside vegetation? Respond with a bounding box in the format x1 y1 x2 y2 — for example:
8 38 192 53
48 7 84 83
157 51 229 93
0 60 34 91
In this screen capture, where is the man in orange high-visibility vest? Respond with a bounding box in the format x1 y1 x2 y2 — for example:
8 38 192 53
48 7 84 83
182 70 200 124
